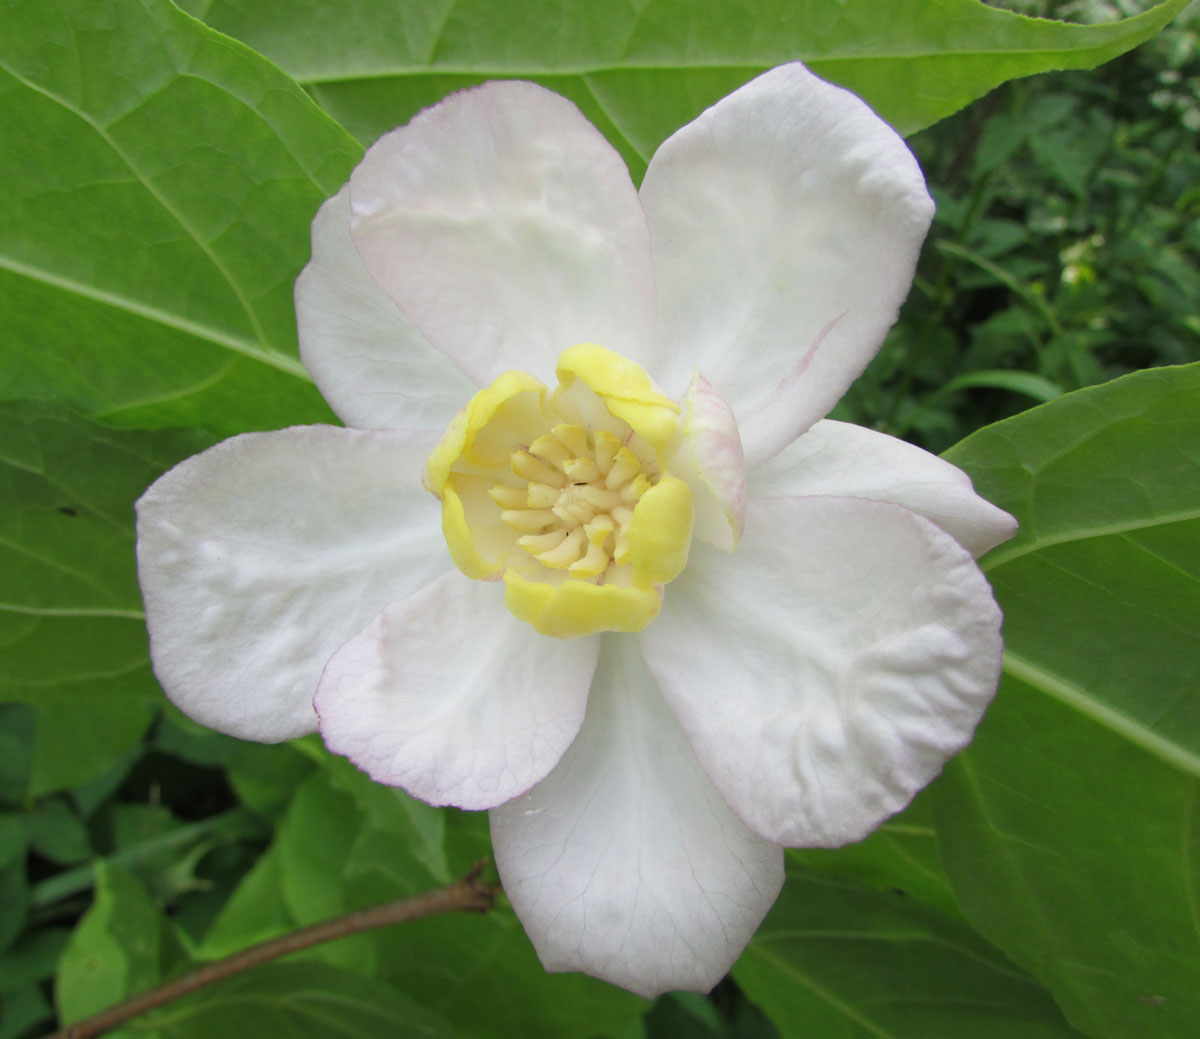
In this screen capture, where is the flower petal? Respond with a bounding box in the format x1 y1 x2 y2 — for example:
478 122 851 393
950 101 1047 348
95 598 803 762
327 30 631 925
640 63 934 465
348 82 656 386
136 426 449 742
751 420 1018 557
295 187 476 431
491 635 783 998
314 571 599 810
667 371 746 551
640 497 1003 848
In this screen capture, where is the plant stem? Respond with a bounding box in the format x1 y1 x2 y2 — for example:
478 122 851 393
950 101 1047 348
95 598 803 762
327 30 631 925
45 862 500 1039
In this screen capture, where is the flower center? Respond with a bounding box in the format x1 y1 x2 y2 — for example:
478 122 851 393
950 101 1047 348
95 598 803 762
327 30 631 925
424 344 694 637
491 425 654 579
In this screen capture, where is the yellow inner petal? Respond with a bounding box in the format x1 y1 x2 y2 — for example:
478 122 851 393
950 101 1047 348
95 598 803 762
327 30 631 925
425 344 694 637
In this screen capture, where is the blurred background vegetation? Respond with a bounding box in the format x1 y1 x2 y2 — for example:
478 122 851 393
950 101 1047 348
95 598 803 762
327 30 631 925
841 0 1199 451
2 2 1196 1037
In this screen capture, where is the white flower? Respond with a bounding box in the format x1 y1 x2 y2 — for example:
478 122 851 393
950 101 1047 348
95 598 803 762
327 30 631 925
136 64 1016 998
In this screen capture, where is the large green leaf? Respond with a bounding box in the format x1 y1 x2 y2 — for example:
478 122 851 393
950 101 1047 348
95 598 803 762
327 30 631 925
935 363 1200 1038
142 962 456 1039
0 402 211 796
0 0 360 434
189 0 1189 178
55 864 164 1024
735 863 1082 1038
200 753 644 1039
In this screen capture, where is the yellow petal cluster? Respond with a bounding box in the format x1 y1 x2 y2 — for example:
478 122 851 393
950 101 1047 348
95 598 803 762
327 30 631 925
425 345 694 637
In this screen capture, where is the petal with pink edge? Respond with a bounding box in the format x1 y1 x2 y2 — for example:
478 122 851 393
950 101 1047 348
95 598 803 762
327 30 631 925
640 496 1004 848
751 419 1017 557
668 371 746 551
491 635 783 998
348 81 657 387
315 571 599 810
296 187 477 432
640 63 934 465
136 426 448 742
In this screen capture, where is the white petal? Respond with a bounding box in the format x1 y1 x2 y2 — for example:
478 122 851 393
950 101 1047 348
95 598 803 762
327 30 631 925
491 635 783 998
295 187 477 432
136 426 449 742
640 63 934 465
667 371 746 551
314 571 599 810
640 497 1003 848
751 420 1017 557
348 81 656 386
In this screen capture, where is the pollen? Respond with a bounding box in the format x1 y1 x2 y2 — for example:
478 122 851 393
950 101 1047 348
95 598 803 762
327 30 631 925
490 424 656 578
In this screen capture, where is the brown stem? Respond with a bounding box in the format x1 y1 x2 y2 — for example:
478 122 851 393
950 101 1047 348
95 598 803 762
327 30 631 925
47 861 500 1039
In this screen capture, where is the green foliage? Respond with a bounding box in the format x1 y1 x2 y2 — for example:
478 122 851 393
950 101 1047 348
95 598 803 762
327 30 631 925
1 1 1196 1038
845 2 1200 449
736 864 1084 1038
184 0 1189 179
0 0 356 435
141 962 457 1039
0 402 213 797
937 362 1200 1038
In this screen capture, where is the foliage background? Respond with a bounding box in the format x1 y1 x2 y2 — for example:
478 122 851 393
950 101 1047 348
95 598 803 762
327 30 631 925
1 1 1197 1037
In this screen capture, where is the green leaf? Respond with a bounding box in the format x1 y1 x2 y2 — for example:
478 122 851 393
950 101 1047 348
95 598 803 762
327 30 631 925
375 905 647 1039
55 863 164 1024
27 796 93 865
0 402 210 795
785 789 962 921
0 814 27 955
0 0 360 434
936 362 1200 1038
195 0 1189 179
142 962 455 1039
735 865 1082 1038
197 843 293 960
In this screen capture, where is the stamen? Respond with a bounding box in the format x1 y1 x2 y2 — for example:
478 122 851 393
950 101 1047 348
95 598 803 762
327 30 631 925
500 406 660 578
569 542 609 577
502 508 558 533
562 457 600 483
552 423 590 457
604 447 640 490
529 435 572 467
593 430 621 474
526 482 559 508
538 527 586 568
512 450 564 486
488 485 527 509
519 529 567 554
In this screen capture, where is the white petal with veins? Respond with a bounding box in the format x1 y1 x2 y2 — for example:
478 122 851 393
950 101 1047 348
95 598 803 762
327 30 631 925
348 81 657 387
315 570 599 810
296 187 476 432
641 63 934 465
136 426 449 741
752 419 1018 557
641 496 1004 848
491 635 783 998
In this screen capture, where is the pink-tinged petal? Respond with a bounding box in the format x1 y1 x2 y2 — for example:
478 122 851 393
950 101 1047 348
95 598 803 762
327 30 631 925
296 187 477 431
640 63 934 466
314 571 599 810
751 420 1017 558
491 635 783 998
640 497 1003 848
668 371 746 551
348 82 656 386
136 426 449 742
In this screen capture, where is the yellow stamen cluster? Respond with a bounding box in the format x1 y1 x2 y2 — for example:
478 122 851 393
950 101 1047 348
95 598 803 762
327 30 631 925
489 424 655 579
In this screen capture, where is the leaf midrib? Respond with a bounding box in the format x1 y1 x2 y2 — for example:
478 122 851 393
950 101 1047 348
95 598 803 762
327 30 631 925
1002 651 1200 780
982 506 1200 571
0 255 309 380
